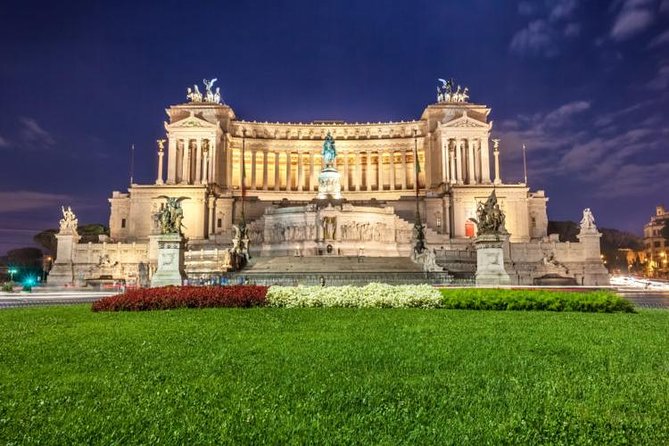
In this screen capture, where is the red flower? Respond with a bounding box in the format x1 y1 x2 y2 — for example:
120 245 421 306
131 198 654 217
91 285 268 312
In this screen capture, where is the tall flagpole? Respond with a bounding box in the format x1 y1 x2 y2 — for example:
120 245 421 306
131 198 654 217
129 144 135 186
522 143 528 185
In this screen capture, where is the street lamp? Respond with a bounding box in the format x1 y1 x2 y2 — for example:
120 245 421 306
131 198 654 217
8 268 18 283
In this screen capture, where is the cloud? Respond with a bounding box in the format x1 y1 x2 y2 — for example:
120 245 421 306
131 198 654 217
510 1 581 57
610 0 655 41
549 0 577 21
510 20 558 57
0 191 73 213
19 117 55 148
647 64 669 90
0 135 9 148
648 30 669 47
662 0 669 13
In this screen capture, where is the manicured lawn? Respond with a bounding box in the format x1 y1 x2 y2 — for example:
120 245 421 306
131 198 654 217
0 306 667 444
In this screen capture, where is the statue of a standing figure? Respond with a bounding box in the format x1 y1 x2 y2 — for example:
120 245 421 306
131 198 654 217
580 208 597 231
321 132 337 167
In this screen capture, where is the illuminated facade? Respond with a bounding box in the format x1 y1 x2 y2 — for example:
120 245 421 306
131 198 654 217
643 205 669 277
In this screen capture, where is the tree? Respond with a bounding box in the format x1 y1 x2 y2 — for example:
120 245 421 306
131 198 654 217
33 224 109 256
1 247 44 281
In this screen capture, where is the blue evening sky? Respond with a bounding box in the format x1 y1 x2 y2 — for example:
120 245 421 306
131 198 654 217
0 0 667 253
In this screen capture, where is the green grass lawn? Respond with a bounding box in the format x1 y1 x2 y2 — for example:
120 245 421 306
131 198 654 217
0 306 667 445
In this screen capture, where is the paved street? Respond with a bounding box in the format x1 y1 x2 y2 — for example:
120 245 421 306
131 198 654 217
0 290 116 309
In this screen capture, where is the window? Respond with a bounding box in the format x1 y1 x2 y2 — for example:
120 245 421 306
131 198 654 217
121 218 126 229
654 241 661 248
531 216 536 228
217 218 222 228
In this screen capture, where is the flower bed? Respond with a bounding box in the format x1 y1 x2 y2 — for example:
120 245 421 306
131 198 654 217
92 285 268 312
266 283 442 308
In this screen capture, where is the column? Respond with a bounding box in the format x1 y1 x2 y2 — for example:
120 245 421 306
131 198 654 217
239 146 245 189
474 140 481 183
262 150 268 190
274 152 280 191
443 142 450 184
467 138 475 184
156 147 165 185
342 153 349 191
183 140 191 184
449 142 456 184
285 151 292 191
377 151 383 191
195 139 202 184
481 137 491 183
210 139 217 185
167 138 176 184
366 151 372 190
298 152 304 191
493 144 501 185
401 150 407 189
249 149 256 190
310 152 316 191
389 151 395 190
455 140 463 184
208 197 215 236
202 146 209 185
355 152 362 191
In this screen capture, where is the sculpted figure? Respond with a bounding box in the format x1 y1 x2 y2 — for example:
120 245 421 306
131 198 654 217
213 87 221 104
154 196 188 235
321 132 337 167
470 190 507 236
580 208 596 230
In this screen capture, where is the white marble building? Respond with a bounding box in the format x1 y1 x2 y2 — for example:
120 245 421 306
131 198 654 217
51 79 608 286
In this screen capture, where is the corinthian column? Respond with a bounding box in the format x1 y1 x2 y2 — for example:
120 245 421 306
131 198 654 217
262 150 269 190
377 151 384 191
467 138 475 184
297 152 304 191
449 143 456 184
455 140 463 185
342 153 349 191
355 152 362 191
274 152 280 191
493 139 502 185
310 152 316 191
166 138 176 184
286 151 292 190
401 150 407 189
366 151 372 190
249 149 256 190
195 139 202 184
481 137 491 183
156 141 165 185
389 151 395 190
183 140 191 184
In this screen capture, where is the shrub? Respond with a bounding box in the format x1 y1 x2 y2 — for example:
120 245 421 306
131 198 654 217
2 282 13 292
439 288 635 313
266 283 442 308
92 285 268 312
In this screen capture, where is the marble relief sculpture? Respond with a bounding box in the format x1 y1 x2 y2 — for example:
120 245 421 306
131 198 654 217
155 197 187 235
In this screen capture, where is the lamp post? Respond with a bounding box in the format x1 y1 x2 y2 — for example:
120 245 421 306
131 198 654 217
8 268 18 283
412 128 425 254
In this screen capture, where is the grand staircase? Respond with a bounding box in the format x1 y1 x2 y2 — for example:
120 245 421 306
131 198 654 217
227 256 452 286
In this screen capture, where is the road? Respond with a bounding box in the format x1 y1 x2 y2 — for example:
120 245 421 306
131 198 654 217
0 290 116 309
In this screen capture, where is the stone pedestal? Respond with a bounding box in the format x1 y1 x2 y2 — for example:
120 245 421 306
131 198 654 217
475 234 510 286
317 167 342 200
150 234 186 287
577 230 609 286
49 233 79 286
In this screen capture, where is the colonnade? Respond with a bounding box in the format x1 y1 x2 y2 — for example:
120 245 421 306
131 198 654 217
165 138 217 185
234 148 423 192
440 137 492 185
